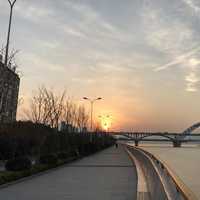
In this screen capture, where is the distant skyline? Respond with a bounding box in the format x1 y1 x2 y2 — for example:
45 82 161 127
0 0 200 132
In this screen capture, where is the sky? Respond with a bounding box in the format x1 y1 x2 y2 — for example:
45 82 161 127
0 0 200 132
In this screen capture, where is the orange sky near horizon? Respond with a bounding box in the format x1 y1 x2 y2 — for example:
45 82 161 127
1 0 200 132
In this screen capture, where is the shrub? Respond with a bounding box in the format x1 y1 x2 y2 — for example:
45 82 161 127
5 157 32 171
0 173 17 182
69 148 79 157
57 152 69 160
39 154 58 165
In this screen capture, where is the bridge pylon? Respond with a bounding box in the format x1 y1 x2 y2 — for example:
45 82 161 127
173 140 182 147
135 140 139 147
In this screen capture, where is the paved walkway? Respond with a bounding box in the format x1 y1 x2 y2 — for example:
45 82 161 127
0 146 137 200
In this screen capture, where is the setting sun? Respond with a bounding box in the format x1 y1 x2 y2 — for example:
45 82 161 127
99 115 112 131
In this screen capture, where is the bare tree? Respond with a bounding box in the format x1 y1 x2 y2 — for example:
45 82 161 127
0 45 6 58
25 87 66 128
24 87 44 123
63 99 74 126
0 45 19 81
25 86 89 131
8 49 19 68
49 89 66 128
76 105 89 131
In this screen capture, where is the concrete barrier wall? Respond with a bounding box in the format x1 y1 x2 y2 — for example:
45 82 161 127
140 148 196 200
140 149 185 200
127 146 197 200
127 147 169 200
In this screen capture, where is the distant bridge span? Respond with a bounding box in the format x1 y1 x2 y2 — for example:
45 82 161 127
182 122 200 135
111 122 200 147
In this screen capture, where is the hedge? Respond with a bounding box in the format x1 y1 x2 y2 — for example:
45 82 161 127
5 157 32 171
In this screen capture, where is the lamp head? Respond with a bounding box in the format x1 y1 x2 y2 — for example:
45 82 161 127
8 0 17 6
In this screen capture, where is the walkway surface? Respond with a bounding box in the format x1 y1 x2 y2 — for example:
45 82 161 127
0 146 137 200
140 144 200 199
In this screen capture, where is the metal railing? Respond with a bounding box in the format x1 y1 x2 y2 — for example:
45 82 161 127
126 145 169 200
126 145 198 200
139 147 198 200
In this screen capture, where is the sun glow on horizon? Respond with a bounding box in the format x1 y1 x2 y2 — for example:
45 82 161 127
99 115 112 131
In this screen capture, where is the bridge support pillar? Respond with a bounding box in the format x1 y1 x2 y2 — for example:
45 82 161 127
135 140 139 147
173 140 182 147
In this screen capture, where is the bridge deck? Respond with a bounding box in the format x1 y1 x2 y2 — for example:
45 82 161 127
0 146 137 200
140 144 200 199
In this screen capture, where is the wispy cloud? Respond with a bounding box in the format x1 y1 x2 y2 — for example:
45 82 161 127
62 26 88 39
22 53 66 75
182 0 200 14
142 3 195 55
141 2 200 93
154 46 200 71
64 1 116 33
15 2 55 23
61 1 129 42
154 47 200 92
185 70 199 92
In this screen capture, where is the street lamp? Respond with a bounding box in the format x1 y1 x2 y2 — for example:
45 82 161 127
83 97 102 132
5 0 17 67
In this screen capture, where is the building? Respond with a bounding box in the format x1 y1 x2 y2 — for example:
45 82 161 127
58 121 75 132
0 56 20 123
58 121 88 133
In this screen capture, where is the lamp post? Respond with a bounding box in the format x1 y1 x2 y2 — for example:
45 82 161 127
4 0 17 67
83 97 102 132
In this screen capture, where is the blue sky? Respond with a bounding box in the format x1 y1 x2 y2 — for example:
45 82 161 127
0 0 200 131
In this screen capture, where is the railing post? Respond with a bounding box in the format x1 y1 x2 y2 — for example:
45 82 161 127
135 140 139 147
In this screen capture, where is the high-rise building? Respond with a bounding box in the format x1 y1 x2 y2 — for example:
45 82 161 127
0 57 20 123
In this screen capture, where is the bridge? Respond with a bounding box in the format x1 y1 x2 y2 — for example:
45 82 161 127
112 122 200 147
